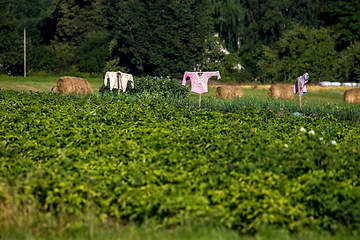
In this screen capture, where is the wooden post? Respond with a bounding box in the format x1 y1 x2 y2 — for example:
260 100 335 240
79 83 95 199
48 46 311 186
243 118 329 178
117 72 120 95
198 70 202 107
297 76 302 110
24 28 26 78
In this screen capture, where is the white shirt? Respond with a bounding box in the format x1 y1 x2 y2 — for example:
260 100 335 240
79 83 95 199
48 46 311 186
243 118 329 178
104 71 135 92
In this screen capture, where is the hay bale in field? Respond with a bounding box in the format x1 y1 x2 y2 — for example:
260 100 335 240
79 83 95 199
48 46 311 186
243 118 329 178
344 88 360 103
267 85 293 99
215 85 243 99
56 76 92 95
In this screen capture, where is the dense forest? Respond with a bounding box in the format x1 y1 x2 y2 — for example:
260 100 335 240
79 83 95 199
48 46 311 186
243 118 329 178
1 0 360 82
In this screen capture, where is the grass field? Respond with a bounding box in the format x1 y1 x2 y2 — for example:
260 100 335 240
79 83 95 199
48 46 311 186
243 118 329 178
1 75 355 104
3 224 359 240
0 75 104 93
191 84 350 102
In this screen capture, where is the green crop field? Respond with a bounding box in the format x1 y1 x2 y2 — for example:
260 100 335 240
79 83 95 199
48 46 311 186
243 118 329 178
1 76 360 239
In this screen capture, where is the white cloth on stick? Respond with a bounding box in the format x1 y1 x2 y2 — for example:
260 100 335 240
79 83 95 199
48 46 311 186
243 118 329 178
104 71 135 92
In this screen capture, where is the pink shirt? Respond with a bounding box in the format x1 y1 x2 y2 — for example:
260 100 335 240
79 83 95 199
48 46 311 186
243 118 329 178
182 71 221 94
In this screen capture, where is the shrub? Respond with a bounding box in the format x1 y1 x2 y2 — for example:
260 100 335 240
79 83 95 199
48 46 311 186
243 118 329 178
99 75 190 99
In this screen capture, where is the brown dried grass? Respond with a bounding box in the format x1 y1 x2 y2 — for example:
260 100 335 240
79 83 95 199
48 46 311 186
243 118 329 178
308 85 355 93
215 86 244 99
344 88 360 103
56 76 92 95
267 85 294 99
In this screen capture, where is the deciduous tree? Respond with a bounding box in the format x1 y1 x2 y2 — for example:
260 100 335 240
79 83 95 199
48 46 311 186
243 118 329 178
258 25 337 82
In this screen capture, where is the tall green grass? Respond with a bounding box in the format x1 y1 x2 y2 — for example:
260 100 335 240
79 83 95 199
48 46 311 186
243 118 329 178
66 90 360 120
185 94 360 120
2 222 359 240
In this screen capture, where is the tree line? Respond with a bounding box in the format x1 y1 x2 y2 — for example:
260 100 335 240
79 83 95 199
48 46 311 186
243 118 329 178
1 0 360 82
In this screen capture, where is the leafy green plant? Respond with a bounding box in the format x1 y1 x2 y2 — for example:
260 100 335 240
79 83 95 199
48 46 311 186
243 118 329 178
99 75 190 99
0 89 360 236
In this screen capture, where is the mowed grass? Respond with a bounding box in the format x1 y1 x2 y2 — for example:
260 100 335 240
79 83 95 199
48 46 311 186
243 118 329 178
0 75 103 93
3 225 359 240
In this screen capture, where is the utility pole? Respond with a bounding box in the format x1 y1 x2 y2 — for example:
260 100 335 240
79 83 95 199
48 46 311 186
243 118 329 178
24 28 26 78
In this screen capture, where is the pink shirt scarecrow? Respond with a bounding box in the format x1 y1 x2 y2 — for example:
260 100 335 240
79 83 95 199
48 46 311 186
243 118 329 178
294 72 309 96
182 71 221 94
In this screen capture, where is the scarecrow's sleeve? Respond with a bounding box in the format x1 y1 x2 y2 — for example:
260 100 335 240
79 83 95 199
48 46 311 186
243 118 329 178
130 75 134 89
204 71 221 80
104 72 109 86
216 71 221 80
182 72 189 86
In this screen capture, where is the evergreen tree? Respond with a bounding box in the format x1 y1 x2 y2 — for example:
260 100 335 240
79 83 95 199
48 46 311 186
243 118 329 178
109 0 210 78
209 0 244 52
0 0 22 75
50 0 110 46
24 0 113 73
9 0 52 21
321 0 360 50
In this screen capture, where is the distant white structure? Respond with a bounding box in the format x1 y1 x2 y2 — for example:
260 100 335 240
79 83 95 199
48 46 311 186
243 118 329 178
319 82 342 87
342 82 358 87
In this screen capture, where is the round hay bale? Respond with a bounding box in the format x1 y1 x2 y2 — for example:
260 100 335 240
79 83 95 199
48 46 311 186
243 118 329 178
215 86 243 99
56 76 92 95
267 85 293 99
344 88 360 103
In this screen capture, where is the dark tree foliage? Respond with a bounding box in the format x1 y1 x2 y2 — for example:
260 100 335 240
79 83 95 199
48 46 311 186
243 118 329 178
210 0 322 77
75 31 111 73
209 0 244 53
2 0 360 83
0 0 22 75
8 0 52 20
49 0 110 46
8 0 54 45
321 0 360 50
258 25 337 83
109 0 210 78
334 41 360 82
211 0 321 49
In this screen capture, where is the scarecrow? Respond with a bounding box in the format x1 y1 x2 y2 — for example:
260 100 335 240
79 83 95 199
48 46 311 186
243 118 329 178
182 70 221 107
294 72 309 110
